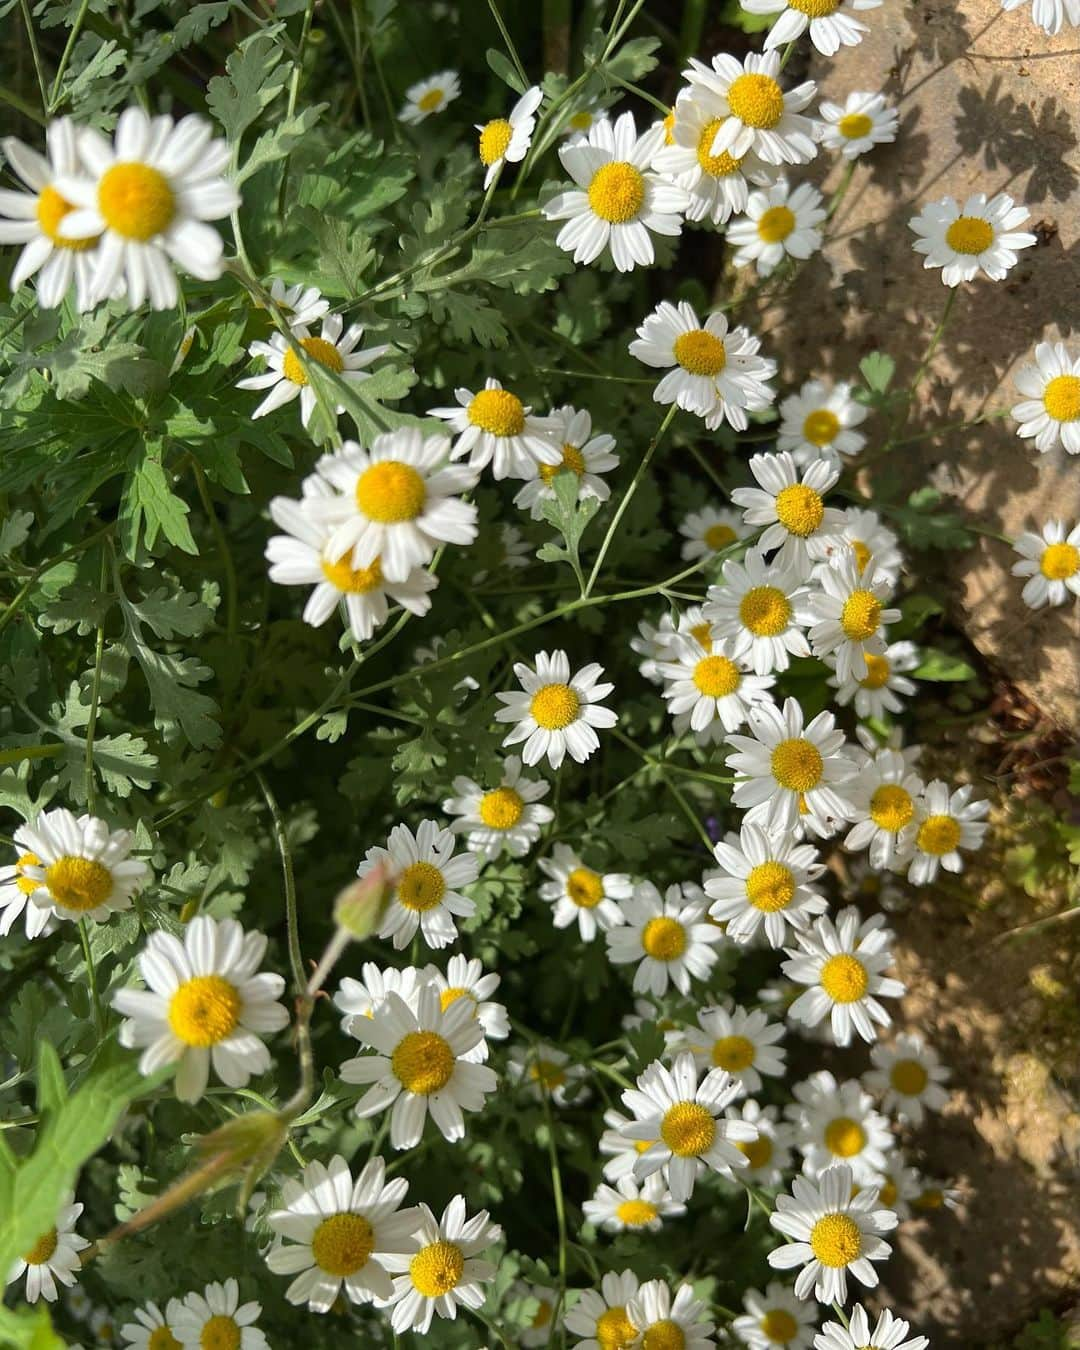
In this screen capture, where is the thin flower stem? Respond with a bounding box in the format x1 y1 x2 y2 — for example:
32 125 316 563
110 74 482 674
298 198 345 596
278 0 317 213
825 159 856 224
0 84 47 125
540 1084 569 1347
256 771 306 999
79 918 106 1038
83 546 110 813
606 72 669 115
909 287 957 402
18 0 49 110
49 0 93 109
779 39 797 70
487 0 530 89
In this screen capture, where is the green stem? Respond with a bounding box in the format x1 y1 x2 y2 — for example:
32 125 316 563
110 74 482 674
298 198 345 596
487 0 530 89
0 84 46 124
18 0 49 111
0 523 114 640
256 772 305 998
79 918 105 1037
909 287 957 401
825 159 856 223
191 461 239 643
83 546 109 812
277 0 317 214
49 0 93 109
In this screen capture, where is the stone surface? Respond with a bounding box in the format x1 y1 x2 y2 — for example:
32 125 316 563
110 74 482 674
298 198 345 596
748 0 1080 729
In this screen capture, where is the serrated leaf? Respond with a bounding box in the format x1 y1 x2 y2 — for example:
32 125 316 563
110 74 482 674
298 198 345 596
206 29 288 142
0 509 33 554
120 451 198 557
235 103 326 184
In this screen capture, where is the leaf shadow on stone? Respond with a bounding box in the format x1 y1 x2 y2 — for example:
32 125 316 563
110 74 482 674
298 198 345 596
955 76 1079 204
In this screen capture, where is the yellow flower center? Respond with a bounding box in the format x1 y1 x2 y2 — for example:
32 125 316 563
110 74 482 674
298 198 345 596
641 915 687 961
14 851 41 895
662 109 677 144
803 409 840 446
596 1306 640 1349
634 1139 655 1154
320 553 383 594
760 1310 799 1343
770 738 824 792
693 654 742 698
878 1178 898 1208
739 586 791 636
757 205 796 243
418 88 444 112
738 1134 774 1170
859 653 891 689
22 1228 58 1265
711 1034 756 1072
945 215 994 255
532 1298 554 1328
567 866 604 908
1043 374 1080 422
704 522 737 551
148 1327 181 1350
354 460 427 523
539 442 587 484
36 185 97 250
199 1316 240 1350
1040 541 1080 579
727 73 785 129
697 117 745 176
569 110 594 131
391 1030 455 1094
774 483 825 537
890 1058 929 1095
439 985 475 1013
809 1212 862 1267
820 953 869 1004
478 118 513 166
838 112 874 140
529 1058 568 1092
840 589 883 641
587 161 646 223
673 328 727 376
790 0 839 12
690 621 714 647
168 975 242 1047
870 784 915 833
45 855 113 912
916 1187 945 1210
849 538 872 572
282 336 345 386
643 1322 687 1350
530 682 580 729
396 861 446 912
311 1212 375 1276
615 1198 659 1227
916 814 961 856
745 860 797 912
824 1116 867 1158
468 387 526 437
410 1239 465 1296
98 161 175 240
660 1100 716 1156
478 786 525 830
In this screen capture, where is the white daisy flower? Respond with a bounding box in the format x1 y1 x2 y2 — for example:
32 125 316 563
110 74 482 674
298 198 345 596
731 452 847 574
1011 520 1080 607
266 277 329 328
605 881 722 997
907 780 990 885
477 85 543 188
560 100 610 140
706 822 827 948
506 1042 589 1107
825 506 904 586
816 92 898 159
429 376 560 480
782 907 905 1046
543 111 688 272
564 1269 641 1349
6 1196 88 1304
494 648 617 769
815 1304 928 1350
341 985 497 1148
599 1107 659 1182
382 1196 500 1334
399 70 461 124
912 1179 961 1214
631 610 679 682
334 962 425 1035
658 634 776 738
0 120 102 310
171 1280 267 1350
620 1051 752 1201
909 192 1036 287
264 1154 421 1311
768 1163 896 1304
682 1003 786 1098
422 954 510 1062
728 179 826 278
679 505 751 562
237 312 389 429
683 51 817 166
807 552 900 683
828 640 919 720
653 85 772 225
724 696 858 838
630 300 777 431
704 550 815 676
119 1300 184 1350
582 1173 686 1234
863 1033 950 1125
787 1070 894 1182
627 1279 716 1349
1011 341 1080 454
844 748 924 870
733 1281 818 1350
509 1279 561 1346
1001 0 1080 34
11 808 149 928
55 109 238 310
443 755 554 859
537 842 631 941
0 847 58 940
513 404 618 520
866 1155 922 1219
777 379 868 468
266 477 438 642
742 0 882 54
359 819 479 952
112 914 289 1103
725 1100 796 1187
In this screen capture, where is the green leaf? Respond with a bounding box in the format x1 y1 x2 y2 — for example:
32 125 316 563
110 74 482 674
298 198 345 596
859 350 896 394
307 362 425 446
119 450 198 557
35 1043 68 1119
913 647 976 681
486 47 527 95
0 509 34 554
206 29 289 142
235 103 326 184
537 470 600 583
